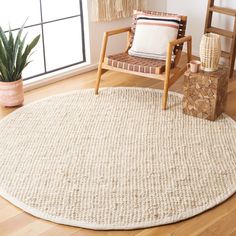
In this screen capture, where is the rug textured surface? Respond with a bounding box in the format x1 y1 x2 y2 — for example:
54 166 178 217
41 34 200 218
0 88 236 230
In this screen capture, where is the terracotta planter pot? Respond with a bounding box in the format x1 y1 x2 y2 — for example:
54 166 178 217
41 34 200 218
0 79 24 107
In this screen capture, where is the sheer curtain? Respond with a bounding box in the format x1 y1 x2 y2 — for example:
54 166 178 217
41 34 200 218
92 0 146 22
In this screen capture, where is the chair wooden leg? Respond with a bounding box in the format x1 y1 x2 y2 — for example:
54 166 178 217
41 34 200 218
95 32 109 95
95 66 103 95
162 42 172 110
162 79 169 110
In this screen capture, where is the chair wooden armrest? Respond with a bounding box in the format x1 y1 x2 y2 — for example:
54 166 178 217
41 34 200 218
169 35 192 46
168 35 192 67
95 27 131 94
105 27 132 36
165 35 192 77
99 27 132 66
95 28 132 93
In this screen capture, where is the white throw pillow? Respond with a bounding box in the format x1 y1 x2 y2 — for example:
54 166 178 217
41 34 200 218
128 13 181 60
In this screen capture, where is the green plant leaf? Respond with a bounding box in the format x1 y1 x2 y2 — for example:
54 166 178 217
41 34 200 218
8 27 15 79
14 34 27 80
0 40 8 69
0 26 10 81
28 35 40 51
0 26 9 53
12 24 25 74
19 45 30 73
0 61 9 82
23 60 32 69
19 35 40 73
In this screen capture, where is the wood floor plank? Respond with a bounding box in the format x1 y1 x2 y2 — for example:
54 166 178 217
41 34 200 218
0 213 35 236
170 195 236 236
38 225 82 236
230 229 236 236
195 209 236 236
70 228 141 236
0 205 22 223
134 223 180 236
9 219 53 236
0 198 10 210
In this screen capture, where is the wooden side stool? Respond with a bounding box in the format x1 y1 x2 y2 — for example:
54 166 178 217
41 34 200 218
183 66 229 121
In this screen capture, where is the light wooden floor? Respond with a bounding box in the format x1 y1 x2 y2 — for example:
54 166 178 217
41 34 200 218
0 69 236 236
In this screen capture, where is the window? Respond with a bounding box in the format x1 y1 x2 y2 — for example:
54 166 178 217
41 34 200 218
0 0 86 80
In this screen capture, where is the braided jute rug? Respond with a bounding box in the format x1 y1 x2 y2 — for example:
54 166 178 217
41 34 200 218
0 87 236 230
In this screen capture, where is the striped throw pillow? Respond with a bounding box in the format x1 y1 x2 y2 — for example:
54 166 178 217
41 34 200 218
128 13 181 61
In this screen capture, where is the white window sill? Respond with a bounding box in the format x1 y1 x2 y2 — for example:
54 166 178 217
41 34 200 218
23 62 98 92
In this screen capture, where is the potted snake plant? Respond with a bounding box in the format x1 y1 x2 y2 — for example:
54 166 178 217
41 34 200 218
0 24 40 107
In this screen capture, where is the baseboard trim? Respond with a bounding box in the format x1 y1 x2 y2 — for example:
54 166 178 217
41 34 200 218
24 63 98 92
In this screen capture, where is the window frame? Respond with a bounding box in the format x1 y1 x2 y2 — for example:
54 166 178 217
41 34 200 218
4 0 86 81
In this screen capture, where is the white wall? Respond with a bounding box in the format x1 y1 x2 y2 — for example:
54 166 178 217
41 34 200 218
148 0 167 12
166 0 236 64
166 0 207 56
87 0 167 65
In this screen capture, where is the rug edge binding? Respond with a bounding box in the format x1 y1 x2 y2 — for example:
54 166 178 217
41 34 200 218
0 185 236 230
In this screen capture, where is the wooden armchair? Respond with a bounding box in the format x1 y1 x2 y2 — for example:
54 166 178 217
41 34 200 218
95 11 192 110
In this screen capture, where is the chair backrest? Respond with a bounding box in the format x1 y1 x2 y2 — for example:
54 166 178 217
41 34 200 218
129 10 187 58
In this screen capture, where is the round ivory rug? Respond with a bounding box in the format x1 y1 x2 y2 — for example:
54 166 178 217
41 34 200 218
0 88 236 230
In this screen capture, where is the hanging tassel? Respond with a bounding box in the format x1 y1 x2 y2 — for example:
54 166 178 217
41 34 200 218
115 0 124 12
92 0 147 22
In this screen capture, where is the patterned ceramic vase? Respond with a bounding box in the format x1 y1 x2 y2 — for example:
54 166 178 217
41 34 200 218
0 79 24 107
200 33 221 72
